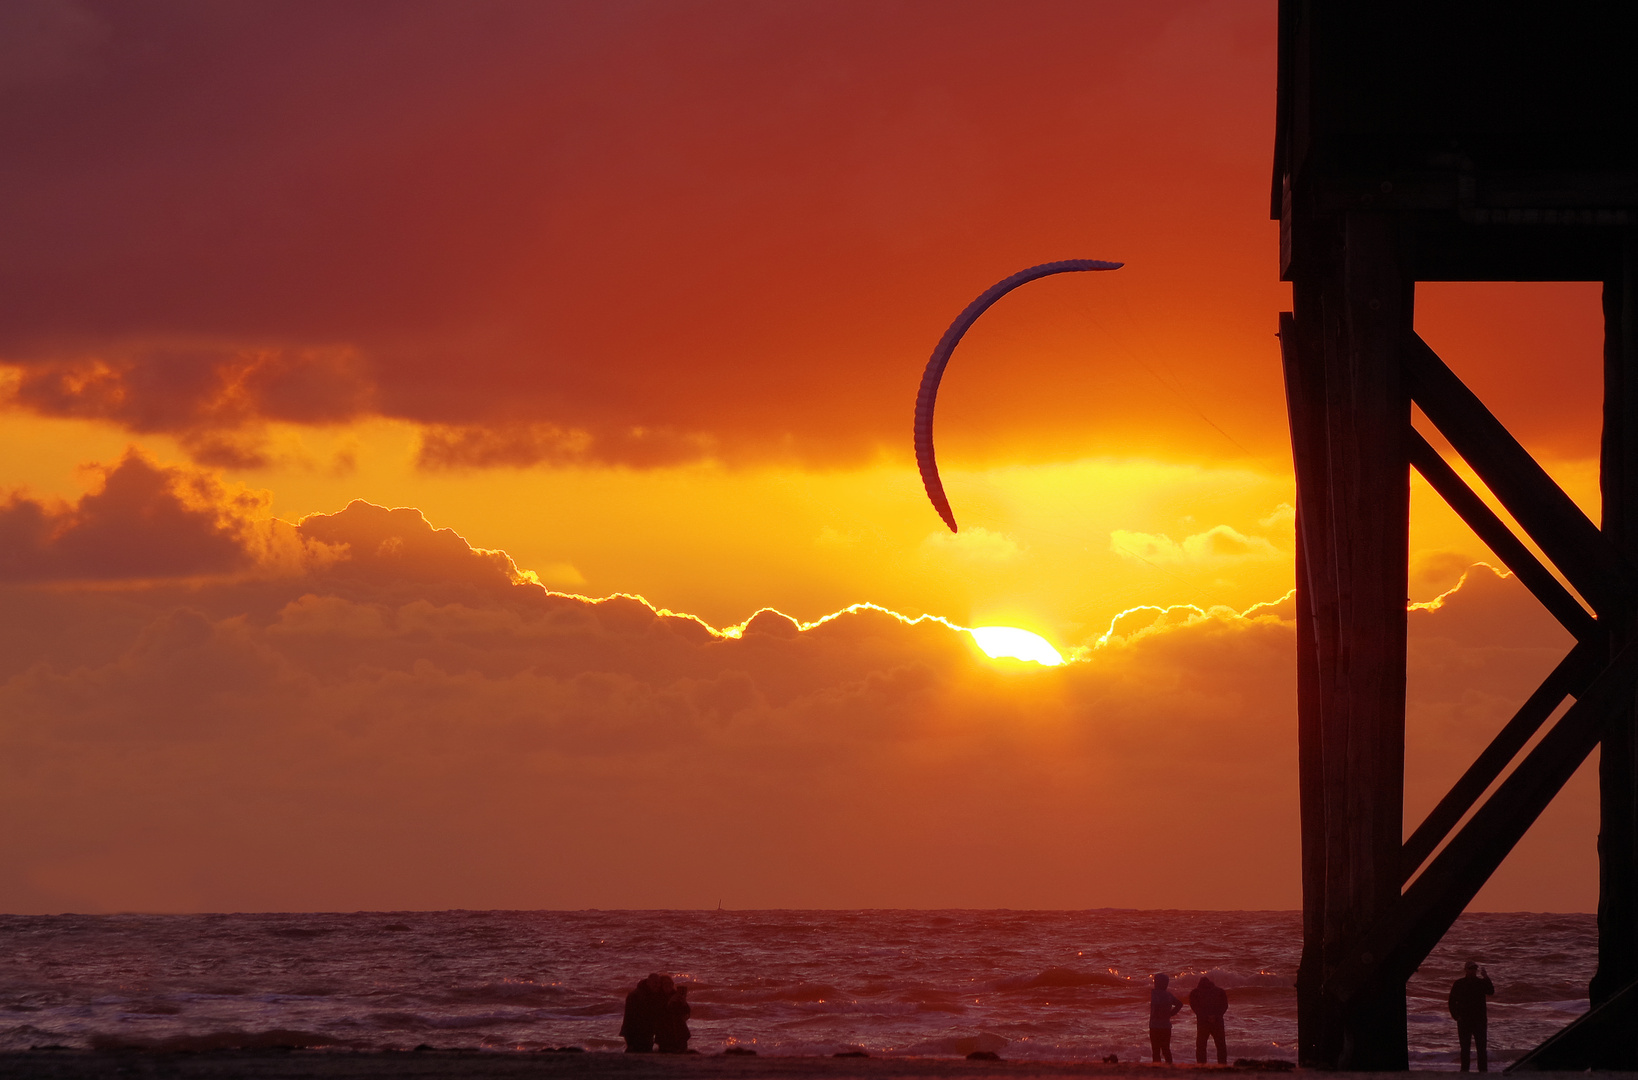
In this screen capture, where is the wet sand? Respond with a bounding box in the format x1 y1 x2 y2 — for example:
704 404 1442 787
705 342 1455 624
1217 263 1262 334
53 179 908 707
1 1051 1634 1080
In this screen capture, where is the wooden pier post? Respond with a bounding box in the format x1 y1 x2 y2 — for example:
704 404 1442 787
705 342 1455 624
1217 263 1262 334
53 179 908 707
1596 237 1638 1063
1283 214 1411 1069
1274 3 1638 1066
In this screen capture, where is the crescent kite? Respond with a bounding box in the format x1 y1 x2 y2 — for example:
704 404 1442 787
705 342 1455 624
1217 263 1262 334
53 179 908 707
913 259 1123 532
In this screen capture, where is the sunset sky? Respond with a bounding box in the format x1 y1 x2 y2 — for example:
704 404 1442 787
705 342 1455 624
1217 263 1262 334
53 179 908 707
0 0 1611 914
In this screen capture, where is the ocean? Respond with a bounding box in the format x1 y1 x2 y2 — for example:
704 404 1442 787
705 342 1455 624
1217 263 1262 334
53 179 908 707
0 909 1594 1069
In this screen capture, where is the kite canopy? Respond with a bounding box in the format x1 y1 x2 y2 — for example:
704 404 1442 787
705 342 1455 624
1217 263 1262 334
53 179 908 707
913 259 1123 532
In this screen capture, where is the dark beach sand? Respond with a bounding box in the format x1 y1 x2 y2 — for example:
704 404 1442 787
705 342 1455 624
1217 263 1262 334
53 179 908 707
2 1051 1635 1080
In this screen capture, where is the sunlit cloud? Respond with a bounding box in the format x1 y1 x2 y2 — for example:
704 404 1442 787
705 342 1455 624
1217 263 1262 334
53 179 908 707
1258 502 1295 527
921 525 1022 564
1110 523 1282 566
1092 594 1294 649
528 561 587 588
1408 562 1510 613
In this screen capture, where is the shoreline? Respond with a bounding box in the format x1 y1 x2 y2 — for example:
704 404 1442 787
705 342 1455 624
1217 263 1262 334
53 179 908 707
1 1049 1634 1080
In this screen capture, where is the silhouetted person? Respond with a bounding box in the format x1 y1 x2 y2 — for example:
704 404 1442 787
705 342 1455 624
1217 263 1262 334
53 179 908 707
1189 974 1229 1064
620 973 673 1052
1148 972 1183 1064
656 983 692 1053
1448 962 1494 1072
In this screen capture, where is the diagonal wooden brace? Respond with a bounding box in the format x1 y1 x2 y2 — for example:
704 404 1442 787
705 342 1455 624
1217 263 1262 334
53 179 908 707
1401 639 1603 882
1323 630 1638 1010
1409 430 1598 640
1507 974 1638 1071
1406 333 1637 615
1403 418 1605 884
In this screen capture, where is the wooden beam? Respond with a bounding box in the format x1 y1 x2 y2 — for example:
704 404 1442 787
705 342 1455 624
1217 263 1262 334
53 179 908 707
1401 640 1602 883
1408 429 1598 640
1322 210 1411 1069
1322 632 1638 1009
1280 304 1332 1066
1594 236 1638 1021
1406 333 1637 615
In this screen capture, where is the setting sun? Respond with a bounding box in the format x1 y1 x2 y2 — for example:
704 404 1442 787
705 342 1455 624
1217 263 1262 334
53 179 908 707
968 626 1065 666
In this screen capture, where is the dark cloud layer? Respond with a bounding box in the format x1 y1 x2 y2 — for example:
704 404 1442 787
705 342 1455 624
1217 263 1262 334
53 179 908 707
9 348 375 466
0 1 1292 467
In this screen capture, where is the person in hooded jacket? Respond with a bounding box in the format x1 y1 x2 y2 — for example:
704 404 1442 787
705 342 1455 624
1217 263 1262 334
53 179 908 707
1189 974 1230 1064
619 973 673 1052
1148 972 1184 1064
656 983 692 1053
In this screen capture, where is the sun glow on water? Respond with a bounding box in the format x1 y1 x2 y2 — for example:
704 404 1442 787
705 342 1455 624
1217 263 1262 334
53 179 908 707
969 626 1064 666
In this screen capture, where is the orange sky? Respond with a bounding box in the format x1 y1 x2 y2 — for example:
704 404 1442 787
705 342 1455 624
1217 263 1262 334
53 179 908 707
0 0 1611 914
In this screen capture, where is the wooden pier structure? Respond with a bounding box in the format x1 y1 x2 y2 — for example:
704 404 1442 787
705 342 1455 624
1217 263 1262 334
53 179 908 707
1273 3 1638 1069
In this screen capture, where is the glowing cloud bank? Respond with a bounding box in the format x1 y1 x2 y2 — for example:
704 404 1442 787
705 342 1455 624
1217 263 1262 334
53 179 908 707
0 450 1596 914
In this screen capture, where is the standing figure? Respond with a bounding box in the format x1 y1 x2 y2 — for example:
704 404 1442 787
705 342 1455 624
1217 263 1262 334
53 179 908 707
1148 972 1184 1064
1189 974 1230 1064
1448 962 1495 1072
620 973 673 1052
656 983 692 1053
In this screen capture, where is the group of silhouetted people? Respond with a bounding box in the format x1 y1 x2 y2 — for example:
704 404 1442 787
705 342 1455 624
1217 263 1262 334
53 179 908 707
1147 972 1230 1065
620 961 1492 1065
1145 961 1493 1069
620 973 692 1053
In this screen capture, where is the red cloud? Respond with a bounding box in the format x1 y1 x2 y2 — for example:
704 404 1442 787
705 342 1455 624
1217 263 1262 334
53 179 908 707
296 500 534 593
7 347 374 466
413 422 716 471
0 2 1294 467
0 451 543 587
0 450 263 580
